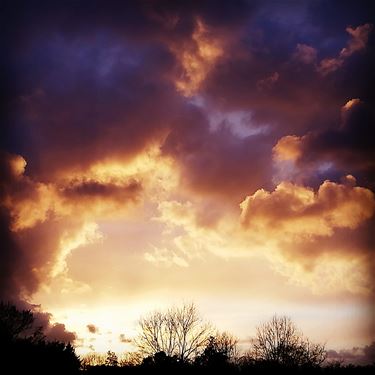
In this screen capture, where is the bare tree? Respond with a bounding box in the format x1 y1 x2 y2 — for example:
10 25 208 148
135 303 213 362
250 315 326 367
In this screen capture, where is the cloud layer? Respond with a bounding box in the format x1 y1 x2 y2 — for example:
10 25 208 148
1 0 374 353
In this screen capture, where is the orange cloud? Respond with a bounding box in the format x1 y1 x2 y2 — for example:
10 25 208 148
240 178 374 238
273 135 302 162
341 24 373 57
341 98 361 126
5 174 142 232
139 177 374 296
87 324 99 334
8 154 27 178
6 145 179 235
342 98 360 112
0 151 151 302
239 177 374 294
318 23 373 75
172 18 223 96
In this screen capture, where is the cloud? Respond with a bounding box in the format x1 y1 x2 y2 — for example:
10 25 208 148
45 322 77 343
0 151 50 300
87 324 99 334
273 98 375 188
240 178 374 239
273 135 302 162
52 222 103 277
341 24 373 58
172 18 223 96
239 178 374 294
292 44 317 65
1 0 374 350
119 334 132 344
140 169 374 295
318 23 373 75
256 72 279 91
144 246 189 268
162 104 274 203
201 16 373 145
327 341 375 365
4 172 142 233
19 303 78 344
61 179 141 201
0 150 145 301
2 0 254 181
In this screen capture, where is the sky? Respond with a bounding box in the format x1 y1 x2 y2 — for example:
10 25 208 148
1 0 374 363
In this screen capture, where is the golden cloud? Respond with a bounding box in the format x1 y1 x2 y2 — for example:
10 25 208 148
144 182 374 296
6 146 177 233
235 177 375 295
172 18 223 96
1 149 177 299
240 178 374 238
273 135 303 162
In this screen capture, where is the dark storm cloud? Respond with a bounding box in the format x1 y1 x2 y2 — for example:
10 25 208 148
203 3 374 138
0 207 23 302
1 0 372 193
0 189 77 301
274 99 375 189
1 0 254 178
61 179 142 202
162 104 274 201
298 100 375 186
0 151 39 300
0 182 77 343
12 38 180 178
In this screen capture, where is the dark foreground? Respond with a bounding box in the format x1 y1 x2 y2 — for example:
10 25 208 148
81 363 375 375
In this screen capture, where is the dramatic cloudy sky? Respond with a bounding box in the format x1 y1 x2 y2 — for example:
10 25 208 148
1 0 374 360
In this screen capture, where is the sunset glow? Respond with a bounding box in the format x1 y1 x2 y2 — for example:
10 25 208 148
1 0 374 365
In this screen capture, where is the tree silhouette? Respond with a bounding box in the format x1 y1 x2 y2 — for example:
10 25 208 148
136 302 213 362
118 351 143 367
0 301 41 343
81 352 107 369
0 301 80 374
250 315 326 368
195 332 238 368
105 350 118 366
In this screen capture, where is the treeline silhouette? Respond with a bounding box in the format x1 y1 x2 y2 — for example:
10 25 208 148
1 301 373 374
0 301 80 374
